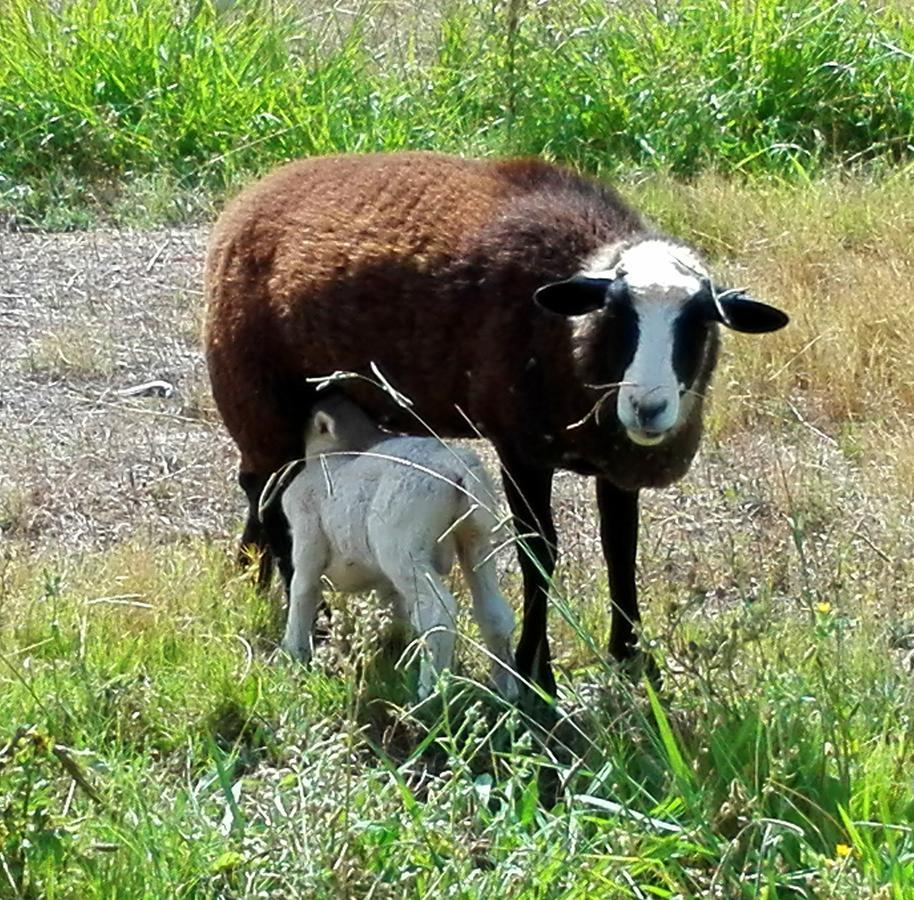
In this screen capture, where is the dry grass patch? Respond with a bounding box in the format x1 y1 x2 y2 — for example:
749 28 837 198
24 325 117 380
634 173 914 434
0 486 39 539
844 419 914 504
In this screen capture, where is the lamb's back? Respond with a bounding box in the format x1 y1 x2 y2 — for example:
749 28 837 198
324 438 478 550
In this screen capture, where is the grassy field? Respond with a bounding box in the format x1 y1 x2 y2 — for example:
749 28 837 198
3 0 914 226
4 391 914 897
2 0 914 897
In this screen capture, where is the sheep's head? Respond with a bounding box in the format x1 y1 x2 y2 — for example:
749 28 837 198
535 239 788 447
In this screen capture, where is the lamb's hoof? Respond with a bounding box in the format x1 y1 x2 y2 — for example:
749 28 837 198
416 663 441 702
280 640 311 666
493 667 520 702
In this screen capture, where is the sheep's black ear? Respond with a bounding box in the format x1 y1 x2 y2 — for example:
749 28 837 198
714 293 790 334
534 275 611 317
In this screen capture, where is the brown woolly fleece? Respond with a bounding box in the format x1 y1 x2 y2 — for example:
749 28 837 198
203 151 710 492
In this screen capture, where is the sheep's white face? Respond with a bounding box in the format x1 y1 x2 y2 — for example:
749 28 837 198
588 240 707 445
534 238 789 448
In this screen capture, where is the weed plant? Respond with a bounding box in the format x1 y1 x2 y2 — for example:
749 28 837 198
2 0 914 225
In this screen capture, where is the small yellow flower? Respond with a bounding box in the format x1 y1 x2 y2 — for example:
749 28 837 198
836 843 852 858
817 602 832 615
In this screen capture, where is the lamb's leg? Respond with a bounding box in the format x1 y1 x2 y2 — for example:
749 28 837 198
456 534 518 699
281 530 328 664
498 450 558 698
387 566 458 700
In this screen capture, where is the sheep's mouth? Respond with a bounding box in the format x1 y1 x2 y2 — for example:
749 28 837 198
626 428 667 447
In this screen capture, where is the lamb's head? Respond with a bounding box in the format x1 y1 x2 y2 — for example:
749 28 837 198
535 238 789 447
306 394 384 456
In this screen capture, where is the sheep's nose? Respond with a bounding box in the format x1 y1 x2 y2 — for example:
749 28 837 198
634 397 669 429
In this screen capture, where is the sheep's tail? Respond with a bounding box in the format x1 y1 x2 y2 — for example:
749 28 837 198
447 456 501 535
257 458 306 523
460 457 500 510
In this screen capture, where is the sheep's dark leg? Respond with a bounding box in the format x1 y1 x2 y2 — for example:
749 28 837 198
239 470 275 588
596 480 639 660
596 480 658 683
499 454 558 698
252 467 297 596
231 382 313 591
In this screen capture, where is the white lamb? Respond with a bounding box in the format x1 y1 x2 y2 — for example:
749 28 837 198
258 395 518 700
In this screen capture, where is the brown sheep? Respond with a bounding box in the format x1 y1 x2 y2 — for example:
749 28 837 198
203 151 788 696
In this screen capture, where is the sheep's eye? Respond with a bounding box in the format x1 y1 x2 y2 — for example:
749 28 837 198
672 304 711 388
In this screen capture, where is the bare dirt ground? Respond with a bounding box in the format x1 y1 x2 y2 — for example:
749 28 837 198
0 227 613 559
0 228 907 627
0 228 238 548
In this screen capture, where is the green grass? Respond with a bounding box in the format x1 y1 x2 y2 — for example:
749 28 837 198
2 0 914 226
2 426 914 898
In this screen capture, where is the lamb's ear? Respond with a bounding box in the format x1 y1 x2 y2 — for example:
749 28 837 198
711 292 790 334
534 275 611 316
312 410 337 440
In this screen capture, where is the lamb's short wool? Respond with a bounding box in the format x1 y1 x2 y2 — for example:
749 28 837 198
258 395 517 700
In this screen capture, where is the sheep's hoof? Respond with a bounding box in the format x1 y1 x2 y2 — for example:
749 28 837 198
619 649 662 689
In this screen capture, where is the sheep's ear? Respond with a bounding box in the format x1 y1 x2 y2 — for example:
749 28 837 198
534 275 611 316
312 410 337 440
712 293 790 334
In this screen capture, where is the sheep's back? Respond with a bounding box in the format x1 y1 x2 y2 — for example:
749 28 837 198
203 151 643 442
208 153 506 303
